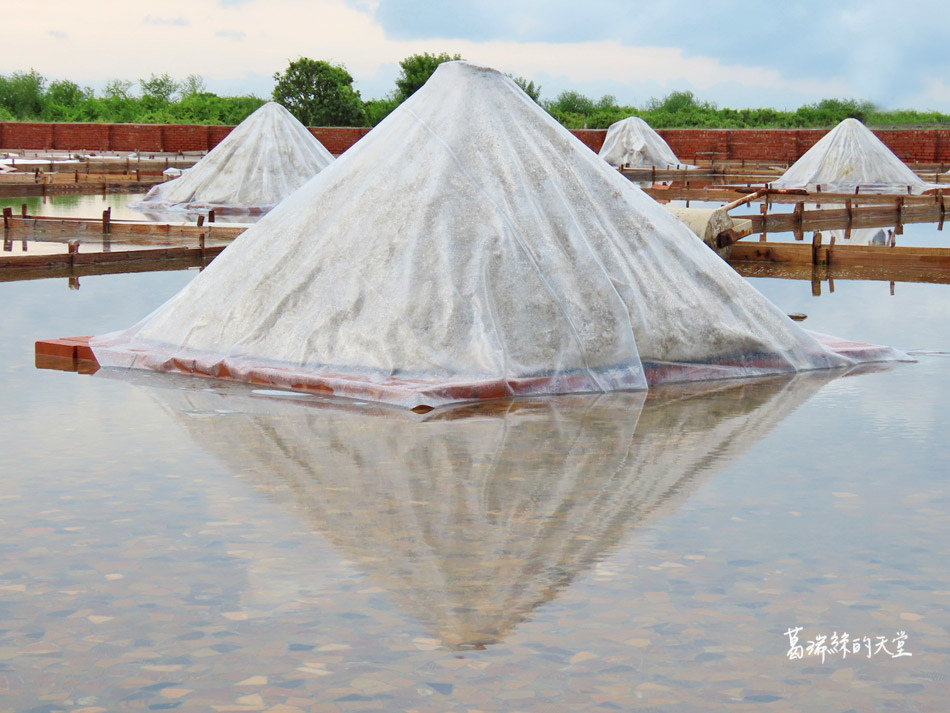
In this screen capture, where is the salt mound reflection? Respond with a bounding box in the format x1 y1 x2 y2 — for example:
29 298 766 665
136 371 845 647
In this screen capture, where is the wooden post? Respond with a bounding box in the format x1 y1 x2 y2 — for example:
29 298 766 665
135 169 140 182
845 198 853 226
20 203 27 218
811 267 821 297
811 231 822 265
68 240 79 266
197 215 205 227
895 196 904 235
2 207 11 230
102 207 111 235
208 210 215 223
199 232 206 256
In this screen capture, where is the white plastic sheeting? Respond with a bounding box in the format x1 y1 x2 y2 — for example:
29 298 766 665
92 62 907 409
771 118 934 194
598 116 690 169
132 102 333 213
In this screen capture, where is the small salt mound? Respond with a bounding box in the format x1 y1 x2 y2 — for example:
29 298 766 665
772 118 934 194
133 102 333 213
599 116 691 169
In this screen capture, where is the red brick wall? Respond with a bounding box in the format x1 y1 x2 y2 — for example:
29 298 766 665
109 125 163 152
570 130 604 153
655 128 950 165
208 126 234 146
3 121 950 163
310 127 371 154
50 123 111 151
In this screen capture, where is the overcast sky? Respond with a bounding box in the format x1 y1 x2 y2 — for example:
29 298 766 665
7 0 949 111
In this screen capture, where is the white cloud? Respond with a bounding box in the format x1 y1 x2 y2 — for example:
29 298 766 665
144 15 190 26
0 0 946 110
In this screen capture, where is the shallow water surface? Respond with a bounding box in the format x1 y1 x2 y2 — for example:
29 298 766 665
0 269 948 711
0 194 261 225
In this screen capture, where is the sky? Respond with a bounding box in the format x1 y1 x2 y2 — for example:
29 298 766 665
6 0 950 111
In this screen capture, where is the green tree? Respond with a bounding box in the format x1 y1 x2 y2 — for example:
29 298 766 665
178 73 207 99
394 52 462 102
546 90 595 116
0 69 46 119
41 79 93 121
272 58 366 127
364 97 399 126
140 73 179 103
103 78 134 100
509 75 541 103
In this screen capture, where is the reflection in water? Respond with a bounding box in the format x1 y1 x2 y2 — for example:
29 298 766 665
124 370 841 649
131 205 262 225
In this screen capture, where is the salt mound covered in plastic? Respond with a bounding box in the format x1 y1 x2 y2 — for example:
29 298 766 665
772 118 933 194
93 62 906 409
599 116 689 169
133 102 333 213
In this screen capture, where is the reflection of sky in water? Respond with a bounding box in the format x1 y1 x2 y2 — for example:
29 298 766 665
0 269 948 710
0 193 262 224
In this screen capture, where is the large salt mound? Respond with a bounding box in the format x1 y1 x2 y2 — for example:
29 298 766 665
598 116 689 169
93 62 905 409
133 101 333 213
771 118 933 194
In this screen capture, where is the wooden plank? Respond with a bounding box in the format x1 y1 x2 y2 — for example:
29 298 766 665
0 255 214 283
730 241 950 270
0 244 226 272
730 261 950 285
1 216 246 240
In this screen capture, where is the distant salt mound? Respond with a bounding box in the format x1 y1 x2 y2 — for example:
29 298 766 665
133 102 333 213
599 116 690 169
93 62 906 409
772 118 933 194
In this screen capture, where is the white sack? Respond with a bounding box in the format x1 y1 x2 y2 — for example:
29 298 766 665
772 118 934 194
133 102 333 213
93 62 906 409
